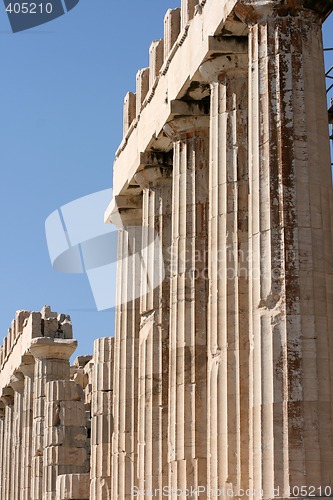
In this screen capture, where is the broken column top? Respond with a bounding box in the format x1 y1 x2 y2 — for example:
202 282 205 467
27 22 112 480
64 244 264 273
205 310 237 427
73 355 93 368
0 306 74 379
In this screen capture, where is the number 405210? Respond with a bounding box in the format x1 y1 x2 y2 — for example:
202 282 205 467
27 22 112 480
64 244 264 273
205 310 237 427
6 3 53 14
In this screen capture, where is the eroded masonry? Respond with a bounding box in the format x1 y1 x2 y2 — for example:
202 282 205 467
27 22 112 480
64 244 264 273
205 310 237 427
1 0 333 498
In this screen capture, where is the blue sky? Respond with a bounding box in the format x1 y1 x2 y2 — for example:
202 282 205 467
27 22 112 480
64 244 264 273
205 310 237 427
0 2 332 358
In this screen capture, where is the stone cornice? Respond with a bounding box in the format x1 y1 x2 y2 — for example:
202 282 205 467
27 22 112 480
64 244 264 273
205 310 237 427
134 165 172 189
163 114 210 140
199 52 248 83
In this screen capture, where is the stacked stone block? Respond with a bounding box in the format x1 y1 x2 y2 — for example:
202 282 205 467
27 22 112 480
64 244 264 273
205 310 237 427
56 474 90 500
90 337 114 499
30 337 77 499
44 380 88 499
20 356 35 500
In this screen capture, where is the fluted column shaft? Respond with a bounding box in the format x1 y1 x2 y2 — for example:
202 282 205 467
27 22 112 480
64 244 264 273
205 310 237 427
245 4 333 496
44 379 88 500
90 337 114 499
135 160 173 497
201 50 249 497
0 412 4 496
29 338 77 500
0 394 14 500
11 373 25 500
111 205 143 499
165 116 209 497
5 403 14 500
20 361 35 500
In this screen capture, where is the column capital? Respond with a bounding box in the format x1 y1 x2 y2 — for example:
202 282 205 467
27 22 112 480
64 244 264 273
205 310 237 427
134 151 173 189
9 372 24 393
235 0 331 22
117 208 143 228
0 387 14 406
109 194 143 229
29 337 77 361
138 151 173 170
19 354 35 378
163 103 209 139
134 165 173 188
199 53 248 83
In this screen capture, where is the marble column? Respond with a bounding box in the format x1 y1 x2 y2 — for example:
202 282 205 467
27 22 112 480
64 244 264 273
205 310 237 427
10 372 25 500
164 113 209 496
29 338 77 500
56 473 90 500
111 200 143 499
134 155 173 497
0 389 14 500
44 379 88 500
90 337 114 499
237 1 333 496
20 356 35 500
200 47 249 497
0 406 4 497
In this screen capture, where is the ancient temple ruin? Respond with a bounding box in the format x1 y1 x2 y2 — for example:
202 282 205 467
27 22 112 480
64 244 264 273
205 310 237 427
1 0 333 498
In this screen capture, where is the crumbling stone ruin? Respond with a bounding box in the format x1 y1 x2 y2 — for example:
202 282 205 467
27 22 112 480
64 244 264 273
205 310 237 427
2 0 333 498
0 306 114 499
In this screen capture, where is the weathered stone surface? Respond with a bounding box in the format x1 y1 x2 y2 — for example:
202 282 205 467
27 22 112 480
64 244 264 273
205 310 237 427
1 1 333 498
135 155 173 495
106 0 333 498
0 308 86 500
199 44 250 495
90 337 114 500
123 91 136 136
73 355 92 368
20 358 34 500
109 209 143 500
164 8 181 57
56 474 90 500
181 0 199 28
136 68 149 116
149 39 164 89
